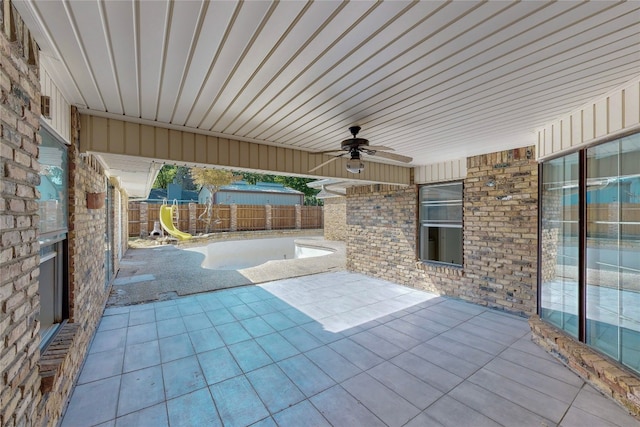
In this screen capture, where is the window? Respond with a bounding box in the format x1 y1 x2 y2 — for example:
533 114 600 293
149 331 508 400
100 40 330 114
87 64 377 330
419 182 463 265
37 125 69 348
540 132 640 374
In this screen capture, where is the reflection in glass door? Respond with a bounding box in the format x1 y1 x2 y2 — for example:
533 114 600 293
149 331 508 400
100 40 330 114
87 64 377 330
586 135 640 372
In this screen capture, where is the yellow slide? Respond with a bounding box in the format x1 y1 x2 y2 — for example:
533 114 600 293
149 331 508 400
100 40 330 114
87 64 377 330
159 205 192 240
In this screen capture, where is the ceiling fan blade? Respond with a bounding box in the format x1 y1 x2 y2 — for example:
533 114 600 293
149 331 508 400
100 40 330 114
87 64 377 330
365 145 394 151
308 154 345 172
369 150 413 163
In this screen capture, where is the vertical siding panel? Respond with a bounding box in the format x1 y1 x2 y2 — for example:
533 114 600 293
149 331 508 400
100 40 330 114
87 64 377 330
124 122 139 155
195 134 207 163
571 112 582 147
583 104 595 141
543 126 553 156
107 119 123 153
625 82 640 128
229 139 240 167
259 145 269 170
140 125 155 158
595 98 608 138
239 141 250 168
217 137 228 165
169 130 182 161
609 92 623 133
182 132 195 162
561 119 571 150
268 146 277 171
155 128 169 159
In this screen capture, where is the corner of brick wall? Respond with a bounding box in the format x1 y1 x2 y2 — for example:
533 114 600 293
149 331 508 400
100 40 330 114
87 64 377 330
345 147 538 317
1 3 44 426
323 197 347 241
530 315 640 418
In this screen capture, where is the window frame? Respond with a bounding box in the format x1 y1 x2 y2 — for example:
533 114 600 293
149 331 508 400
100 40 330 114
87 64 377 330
418 181 463 267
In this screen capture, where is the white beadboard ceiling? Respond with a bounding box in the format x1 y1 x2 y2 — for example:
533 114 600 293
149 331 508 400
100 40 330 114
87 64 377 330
14 1 640 178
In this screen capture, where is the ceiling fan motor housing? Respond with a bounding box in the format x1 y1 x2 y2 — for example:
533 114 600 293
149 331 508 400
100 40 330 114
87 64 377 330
341 137 369 151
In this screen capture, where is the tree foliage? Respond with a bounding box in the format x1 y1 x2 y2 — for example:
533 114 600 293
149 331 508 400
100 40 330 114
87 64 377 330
241 173 321 205
152 165 196 190
191 168 241 233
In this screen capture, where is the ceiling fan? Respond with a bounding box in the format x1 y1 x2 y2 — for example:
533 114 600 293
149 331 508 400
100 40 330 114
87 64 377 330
309 126 412 174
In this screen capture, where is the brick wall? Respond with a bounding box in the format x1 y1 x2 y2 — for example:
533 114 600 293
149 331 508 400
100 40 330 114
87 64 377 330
41 109 111 425
346 147 538 316
323 197 346 241
1 2 43 426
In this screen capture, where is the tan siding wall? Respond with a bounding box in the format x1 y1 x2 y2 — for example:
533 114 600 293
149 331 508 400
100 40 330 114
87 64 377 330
537 77 640 159
414 158 467 184
78 115 411 185
40 66 71 142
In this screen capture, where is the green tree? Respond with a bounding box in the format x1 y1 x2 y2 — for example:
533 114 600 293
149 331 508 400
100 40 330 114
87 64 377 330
152 165 177 189
240 173 321 205
191 168 241 233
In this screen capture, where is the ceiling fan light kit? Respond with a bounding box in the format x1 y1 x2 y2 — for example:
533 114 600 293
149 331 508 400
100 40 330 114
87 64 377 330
308 126 412 174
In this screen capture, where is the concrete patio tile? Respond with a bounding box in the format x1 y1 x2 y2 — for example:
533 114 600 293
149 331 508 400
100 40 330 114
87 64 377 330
571 385 640 427
425 303 477 322
560 406 622 427
342 372 421 426
104 306 130 316
216 293 244 308
350 330 404 360
159 333 195 362
123 340 160 373
280 307 314 325
126 322 158 346
409 342 481 378
228 340 273 372
205 307 236 326
156 317 187 338
437 298 487 316
128 308 155 326
115 402 168 427
328 338 384 370
90 328 127 354
399 312 451 334
449 381 554 426
469 312 531 337
454 321 522 347
255 332 300 362
383 317 439 342
260 311 296 331
229 304 258 320
117 365 165 417
176 301 204 316
161 355 206 399
367 324 421 350
484 357 581 404
198 347 243 385
403 412 445 427
188 327 225 353
60 376 120 427
182 312 213 331
240 316 276 338
154 305 181 321
305 345 361 382
77 347 124 384
250 416 277 426
277 354 336 397
391 352 463 393
423 395 502 427
411 308 466 328
279 326 323 352
310 385 386 427
468 368 570 424
166 388 221 427
246 364 305 413
301 322 345 344
367 361 443 410
272 400 330 427
498 347 584 387
98 313 129 331
210 376 269 427
425 335 495 365
216 321 252 345
246 300 279 316
439 327 507 355
197 296 224 312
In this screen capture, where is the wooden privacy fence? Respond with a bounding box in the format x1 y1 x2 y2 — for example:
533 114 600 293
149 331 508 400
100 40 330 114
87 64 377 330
128 202 323 237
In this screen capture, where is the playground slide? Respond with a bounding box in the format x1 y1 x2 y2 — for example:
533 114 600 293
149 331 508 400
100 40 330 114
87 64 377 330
159 205 192 240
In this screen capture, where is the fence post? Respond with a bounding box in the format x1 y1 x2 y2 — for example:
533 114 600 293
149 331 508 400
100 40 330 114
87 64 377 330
189 203 197 235
140 202 148 237
295 204 302 229
230 204 237 232
265 205 272 230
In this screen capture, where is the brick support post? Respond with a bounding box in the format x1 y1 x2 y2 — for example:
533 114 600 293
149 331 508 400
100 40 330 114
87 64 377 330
188 203 197 235
230 204 237 232
139 202 148 237
295 204 302 229
265 205 272 230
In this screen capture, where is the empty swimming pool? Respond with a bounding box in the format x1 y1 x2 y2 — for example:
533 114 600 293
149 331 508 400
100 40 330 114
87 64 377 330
183 237 334 270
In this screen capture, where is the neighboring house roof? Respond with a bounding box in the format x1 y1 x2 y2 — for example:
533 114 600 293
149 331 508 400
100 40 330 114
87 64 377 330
203 181 304 195
146 188 199 202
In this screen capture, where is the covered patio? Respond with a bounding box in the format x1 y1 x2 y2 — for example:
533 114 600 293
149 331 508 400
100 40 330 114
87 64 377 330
61 272 636 427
